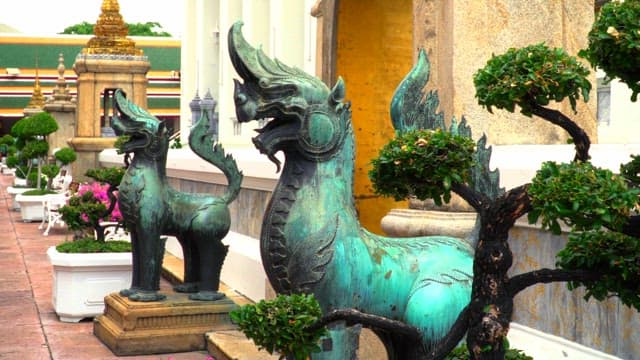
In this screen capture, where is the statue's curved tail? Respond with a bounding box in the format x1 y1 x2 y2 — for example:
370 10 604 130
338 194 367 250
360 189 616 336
189 111 244 204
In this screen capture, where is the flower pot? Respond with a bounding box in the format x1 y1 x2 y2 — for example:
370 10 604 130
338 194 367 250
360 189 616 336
15 193 48 221
13 177 27 186
6 186 36 210
47 246 133 322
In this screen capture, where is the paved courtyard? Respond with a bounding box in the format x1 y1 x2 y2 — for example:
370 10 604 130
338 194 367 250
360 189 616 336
0 173 212 360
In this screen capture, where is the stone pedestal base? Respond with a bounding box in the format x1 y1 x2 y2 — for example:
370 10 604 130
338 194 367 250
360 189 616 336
94 292 239 356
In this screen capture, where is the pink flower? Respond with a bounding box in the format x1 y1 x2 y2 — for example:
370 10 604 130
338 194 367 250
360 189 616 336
77 182 123 222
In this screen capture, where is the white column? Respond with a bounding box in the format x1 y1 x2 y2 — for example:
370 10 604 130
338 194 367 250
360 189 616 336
179 0 198 143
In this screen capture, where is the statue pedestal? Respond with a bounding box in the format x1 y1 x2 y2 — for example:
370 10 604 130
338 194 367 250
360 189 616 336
94 292 240 356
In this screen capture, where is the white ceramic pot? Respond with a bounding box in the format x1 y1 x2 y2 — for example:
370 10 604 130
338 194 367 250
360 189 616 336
15 193 51 222
47 246 133 322
6 186 35 210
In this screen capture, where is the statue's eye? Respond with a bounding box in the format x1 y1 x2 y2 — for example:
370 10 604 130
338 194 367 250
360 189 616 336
235 93 247 105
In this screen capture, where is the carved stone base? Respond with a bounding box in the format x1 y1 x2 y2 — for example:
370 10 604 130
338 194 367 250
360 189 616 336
94 292 239 356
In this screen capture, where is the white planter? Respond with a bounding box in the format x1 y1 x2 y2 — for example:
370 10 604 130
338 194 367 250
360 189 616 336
15 193 47 222
47 246 133 322
13 177 27 186
6 186 35 210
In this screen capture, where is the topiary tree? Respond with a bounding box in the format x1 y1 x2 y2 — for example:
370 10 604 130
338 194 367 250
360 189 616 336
12 112 59 190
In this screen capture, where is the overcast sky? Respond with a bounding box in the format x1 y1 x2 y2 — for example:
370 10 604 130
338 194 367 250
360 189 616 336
0 0 183 37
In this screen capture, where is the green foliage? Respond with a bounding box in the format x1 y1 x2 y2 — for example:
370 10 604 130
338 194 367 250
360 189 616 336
114 135 130 154
230 294 328 360
26 172 46 189
42 164 61 190
60 21 171 37
21 140 49 160
445 342 532 360
0 134 14 146
6 155 19 168
22 189 56 196
21 112 58 137
474 43 591 116
56 238 131 253
619 154 640 186
580 0 640 101
85 167 125 187
54 147 77 165
59 191 108 237
558 231 640 311
170 137 183 149
369 128 475 205
528 161 639 234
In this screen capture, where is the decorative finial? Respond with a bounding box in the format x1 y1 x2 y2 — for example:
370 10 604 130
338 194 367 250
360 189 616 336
50 53 72 102
26 58 45 109
82 0 143 56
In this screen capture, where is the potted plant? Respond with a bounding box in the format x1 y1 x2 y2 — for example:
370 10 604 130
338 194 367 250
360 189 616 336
47 166 132 322
0 134 14 170
10 112 65 220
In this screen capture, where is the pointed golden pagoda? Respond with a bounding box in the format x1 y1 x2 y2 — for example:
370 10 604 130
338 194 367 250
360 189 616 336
26 61 45 110
82 0 143 56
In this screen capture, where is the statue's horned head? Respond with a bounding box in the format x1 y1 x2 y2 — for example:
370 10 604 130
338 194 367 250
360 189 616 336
228 22 349 170
111 89 168 154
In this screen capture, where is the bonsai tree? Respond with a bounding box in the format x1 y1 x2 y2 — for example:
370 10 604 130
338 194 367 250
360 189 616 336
10 112 59 189
366 7 640 354
0 134 14 160
58 166 127 252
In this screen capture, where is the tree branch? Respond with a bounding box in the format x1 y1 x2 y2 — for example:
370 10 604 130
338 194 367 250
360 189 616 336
529 103 591 162
307 308 423 342
424 305 471 360
507 268 600 297
452 182 489 213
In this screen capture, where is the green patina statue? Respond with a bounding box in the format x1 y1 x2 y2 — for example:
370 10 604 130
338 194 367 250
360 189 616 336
111 89 243 302
229 22 478 358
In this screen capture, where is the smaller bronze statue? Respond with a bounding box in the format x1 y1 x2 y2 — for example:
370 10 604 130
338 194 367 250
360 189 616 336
111 89 243 302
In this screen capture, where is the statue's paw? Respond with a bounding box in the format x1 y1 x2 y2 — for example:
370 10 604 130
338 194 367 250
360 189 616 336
189 291 225 301
119 287 140 297
128 290 166 302
174 282 199 293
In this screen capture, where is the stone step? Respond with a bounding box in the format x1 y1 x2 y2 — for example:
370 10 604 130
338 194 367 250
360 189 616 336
206 330 280 360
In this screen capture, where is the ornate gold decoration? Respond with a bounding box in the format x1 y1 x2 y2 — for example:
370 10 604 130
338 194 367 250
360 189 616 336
26 62 45 109
82 0 143 56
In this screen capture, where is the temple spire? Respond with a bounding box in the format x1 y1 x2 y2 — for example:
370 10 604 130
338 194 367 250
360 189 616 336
26 59 45 110
82 0 143 56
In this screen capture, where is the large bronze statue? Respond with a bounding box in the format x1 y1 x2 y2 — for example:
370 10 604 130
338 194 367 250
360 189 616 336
111 89 243 302
228 22 477 358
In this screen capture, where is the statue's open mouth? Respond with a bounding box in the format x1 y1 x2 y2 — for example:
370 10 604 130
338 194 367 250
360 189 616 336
252 116 300 172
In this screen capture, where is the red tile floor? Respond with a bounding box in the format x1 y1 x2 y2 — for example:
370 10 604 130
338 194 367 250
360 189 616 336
0 174 213 360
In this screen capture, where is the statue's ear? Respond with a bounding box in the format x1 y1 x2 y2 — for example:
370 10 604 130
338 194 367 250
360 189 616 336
329 77 345 106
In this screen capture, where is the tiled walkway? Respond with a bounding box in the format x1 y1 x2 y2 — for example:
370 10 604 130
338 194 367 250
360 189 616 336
0 173 212 360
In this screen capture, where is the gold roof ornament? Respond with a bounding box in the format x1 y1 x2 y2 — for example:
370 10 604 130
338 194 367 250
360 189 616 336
26 61 45 109
82 0 143 56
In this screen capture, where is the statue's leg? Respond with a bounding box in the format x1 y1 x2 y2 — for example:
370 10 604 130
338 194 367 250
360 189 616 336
120 227 141 297
189 237 229 301
173 236 200 293
128 232 167 302
311 321 361 360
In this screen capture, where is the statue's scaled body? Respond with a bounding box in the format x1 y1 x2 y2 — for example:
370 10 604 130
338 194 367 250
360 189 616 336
111 89 243 302
229 22 473 358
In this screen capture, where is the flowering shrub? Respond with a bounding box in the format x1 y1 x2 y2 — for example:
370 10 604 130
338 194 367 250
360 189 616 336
59 181 123 242
77 182 123 222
